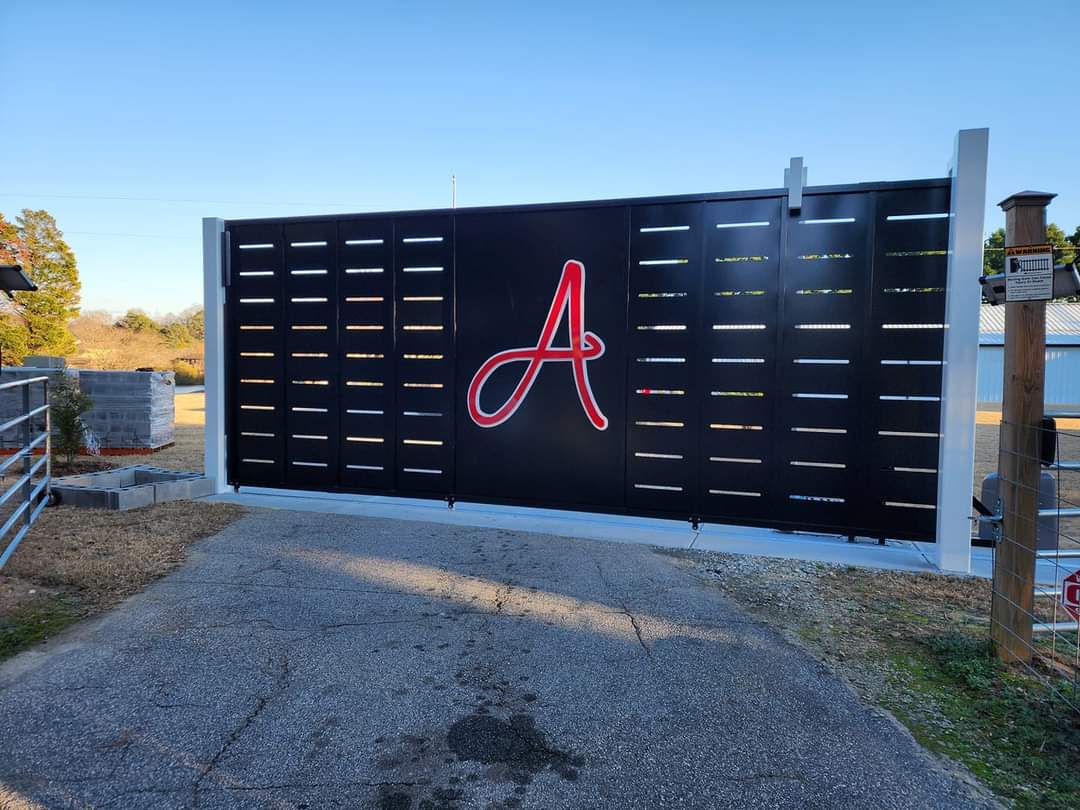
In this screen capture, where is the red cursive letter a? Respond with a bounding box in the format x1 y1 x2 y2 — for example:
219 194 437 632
467 260 608 430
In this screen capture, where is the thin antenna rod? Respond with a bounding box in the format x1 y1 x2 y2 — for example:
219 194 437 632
451 175 457 209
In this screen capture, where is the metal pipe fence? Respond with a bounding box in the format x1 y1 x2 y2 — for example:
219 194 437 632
988 414 1080 712
0 375 51 569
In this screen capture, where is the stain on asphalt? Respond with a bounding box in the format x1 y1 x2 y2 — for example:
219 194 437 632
446 713 584 784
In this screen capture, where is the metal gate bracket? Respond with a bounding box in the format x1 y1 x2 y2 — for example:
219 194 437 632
785 157 807 212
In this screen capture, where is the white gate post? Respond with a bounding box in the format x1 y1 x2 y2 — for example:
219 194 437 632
203 217 228 494
935 128 989 571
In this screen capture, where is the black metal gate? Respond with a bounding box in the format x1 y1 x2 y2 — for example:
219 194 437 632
224 179 950 540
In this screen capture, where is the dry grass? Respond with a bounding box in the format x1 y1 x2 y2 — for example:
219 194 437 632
146 391 206 471
3 501 243 610
1 499 244 659
137 390 204 471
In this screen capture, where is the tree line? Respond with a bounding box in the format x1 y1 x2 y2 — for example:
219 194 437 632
0 208 204 379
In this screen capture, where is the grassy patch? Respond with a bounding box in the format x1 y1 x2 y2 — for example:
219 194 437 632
885 634 1080 809
0 594 82 660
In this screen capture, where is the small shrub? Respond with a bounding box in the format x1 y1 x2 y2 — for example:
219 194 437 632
172 361 204 386
51 373 93 463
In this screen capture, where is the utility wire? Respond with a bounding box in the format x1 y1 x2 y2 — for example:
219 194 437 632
66 230 197 240
0 192 362 208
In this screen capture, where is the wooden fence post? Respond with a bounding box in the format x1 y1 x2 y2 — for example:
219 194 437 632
991 190 1055 663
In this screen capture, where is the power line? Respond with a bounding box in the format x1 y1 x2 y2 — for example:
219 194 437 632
66 230 196 240
984 246 1077 251
0 192 362 208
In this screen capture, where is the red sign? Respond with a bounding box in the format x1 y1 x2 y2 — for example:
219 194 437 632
466 259 608 431
1063 570 1080 622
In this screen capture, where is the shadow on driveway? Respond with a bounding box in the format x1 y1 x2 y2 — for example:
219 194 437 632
0 509 995 809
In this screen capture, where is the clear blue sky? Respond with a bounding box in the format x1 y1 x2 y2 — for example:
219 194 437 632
2 1 1076 316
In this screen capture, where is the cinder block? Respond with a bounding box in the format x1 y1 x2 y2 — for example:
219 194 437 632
112 485 156 511
51 464 213 510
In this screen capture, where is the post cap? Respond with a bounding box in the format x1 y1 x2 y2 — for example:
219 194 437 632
998 191 1057 211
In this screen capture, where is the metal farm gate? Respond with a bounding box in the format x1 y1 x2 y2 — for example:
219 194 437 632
222 179 951 541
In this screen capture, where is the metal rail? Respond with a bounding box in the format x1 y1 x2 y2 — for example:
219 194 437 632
1033 621 1079 635
1038 507 1080 518
0 375 50 569
1036 549 1080 559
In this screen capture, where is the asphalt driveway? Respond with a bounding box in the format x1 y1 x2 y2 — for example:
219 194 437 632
0 509 994 809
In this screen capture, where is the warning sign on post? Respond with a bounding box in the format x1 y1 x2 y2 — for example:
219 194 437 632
1004 244 1054 302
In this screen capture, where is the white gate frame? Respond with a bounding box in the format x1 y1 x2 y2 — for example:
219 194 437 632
935 128 989 572
203 217 228 495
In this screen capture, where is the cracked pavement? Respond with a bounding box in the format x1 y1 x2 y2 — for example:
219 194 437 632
0 509 996 809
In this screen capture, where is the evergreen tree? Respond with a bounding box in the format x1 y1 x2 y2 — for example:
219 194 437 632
116 309 158 333
0 213 32 363
15 209 81 356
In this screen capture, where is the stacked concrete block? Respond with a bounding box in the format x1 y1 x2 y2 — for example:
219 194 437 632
51 465 214 511
79 370 176 450
0 368 176 452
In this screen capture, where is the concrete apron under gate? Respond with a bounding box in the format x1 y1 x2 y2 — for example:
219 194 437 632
208 487 1030 582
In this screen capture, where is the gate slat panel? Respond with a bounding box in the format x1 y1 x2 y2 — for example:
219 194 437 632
861 187 951 538
283 222 338 488
339 218 395 490
395 216 454 494
775 193 870 533
698 198 782 522
230 223 285 485
626 203 702 514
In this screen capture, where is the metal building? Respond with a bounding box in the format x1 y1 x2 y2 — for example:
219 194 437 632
978 303 1080 406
